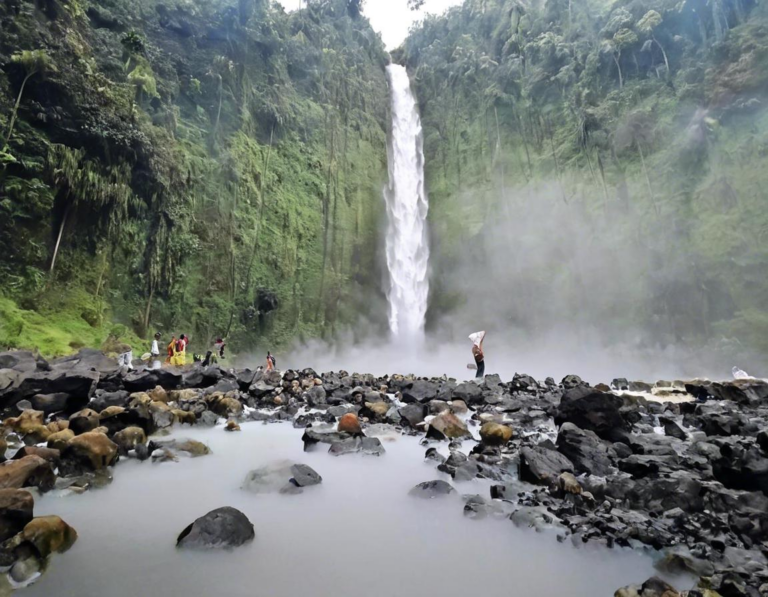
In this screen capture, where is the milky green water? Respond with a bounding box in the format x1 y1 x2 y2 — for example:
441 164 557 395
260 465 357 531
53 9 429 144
24 422 688 597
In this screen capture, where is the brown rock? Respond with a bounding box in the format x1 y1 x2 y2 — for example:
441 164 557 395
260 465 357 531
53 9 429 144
3 410 45 435
172 410 196 425
22 424 51 444
427 412 470 440
450 400 468 415
209 394 243 417
479 422 514 446
62 432 118 471
225 420 241 432
12 446 60 465
99 406 126 419
47 429 75 451
128 392 152 407
0 489 34 542
338 413 362 435
112 427 146 453
0 437 6 460
68 409 100 435
172 439 210 457
366 402 390 419
148 386 169 403
46 420 69 433
558 472 582 495
20 516 77 558
0 456 55 492
169 389 199 402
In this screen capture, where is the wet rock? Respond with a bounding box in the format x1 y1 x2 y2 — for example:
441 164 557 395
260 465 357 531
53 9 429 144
450 400 468 415
337 413 362 435
173 409 196 425
147 386 169 403
510 506 564 532
12 446 60 466
17 515 78 558
660 416 687 440
556 422 614 476
159 439 210 458
242 461 321 493
113 427 147 453
0 456 55 492
29 392 85 416
519 446 574 485
47 429 75 452
176 507 254 550
401 380 439 404
555 387 628 441
479 422 513 446
426 412 471 440
198 411 219 427
429 400 450 414
68 408 101 435
89 390 130 412
225 420 241 432
409 480 456 499
399 403 428 429
61 431 118 473
0 489 34 541
4 409 45 435
361 437 386 456
305 385 327 407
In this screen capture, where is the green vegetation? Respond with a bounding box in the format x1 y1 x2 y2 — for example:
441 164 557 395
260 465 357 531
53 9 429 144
403 0 768 362
0 0 389 356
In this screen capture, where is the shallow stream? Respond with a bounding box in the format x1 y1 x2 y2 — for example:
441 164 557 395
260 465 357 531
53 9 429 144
26 422 686 597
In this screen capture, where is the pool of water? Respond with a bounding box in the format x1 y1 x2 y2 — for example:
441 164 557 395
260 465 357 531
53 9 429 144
25 422 686 597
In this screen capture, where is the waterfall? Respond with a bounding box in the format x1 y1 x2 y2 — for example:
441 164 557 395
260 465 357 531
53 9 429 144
384 64 430 340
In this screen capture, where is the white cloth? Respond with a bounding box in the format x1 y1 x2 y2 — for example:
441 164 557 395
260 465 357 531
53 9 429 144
469 331 486 347
117 351 134 370
151 359 162 370
151 340 160 356
732 366 751 380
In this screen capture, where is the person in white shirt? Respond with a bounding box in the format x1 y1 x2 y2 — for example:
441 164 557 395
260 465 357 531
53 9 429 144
150 332 162 370
117 343 134 371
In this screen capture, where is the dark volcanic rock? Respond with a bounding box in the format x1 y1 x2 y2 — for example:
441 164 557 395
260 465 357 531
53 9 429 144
123 369 182 392
0 489 34 542
519 446 574 485
176 507 255 549
0 370 99 411
291 464 322 487
555 387 628 441
30 392 86 415
453 382 483 405
409 480 456 498
398 403 427 429
401 380 439 404
556 423 614 476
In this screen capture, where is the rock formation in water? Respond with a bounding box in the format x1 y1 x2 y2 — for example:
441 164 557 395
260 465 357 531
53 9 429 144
0 349 768 593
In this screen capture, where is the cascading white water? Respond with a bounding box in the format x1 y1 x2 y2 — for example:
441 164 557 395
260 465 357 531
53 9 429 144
384 64 430 340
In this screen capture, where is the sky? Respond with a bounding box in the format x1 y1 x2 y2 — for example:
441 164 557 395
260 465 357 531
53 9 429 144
363 0 464 49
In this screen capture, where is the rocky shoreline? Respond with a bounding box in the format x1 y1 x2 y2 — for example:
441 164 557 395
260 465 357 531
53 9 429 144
0 348 766 596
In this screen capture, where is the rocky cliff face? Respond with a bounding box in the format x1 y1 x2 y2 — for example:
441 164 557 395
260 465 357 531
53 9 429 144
0 0 390 355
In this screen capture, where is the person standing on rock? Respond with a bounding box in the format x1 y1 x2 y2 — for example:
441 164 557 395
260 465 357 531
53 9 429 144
266 351 276 372
468 331 486 379
166 335 176 365
150 332 162 370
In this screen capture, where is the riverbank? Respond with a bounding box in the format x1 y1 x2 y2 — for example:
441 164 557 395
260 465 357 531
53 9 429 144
0 349 766 595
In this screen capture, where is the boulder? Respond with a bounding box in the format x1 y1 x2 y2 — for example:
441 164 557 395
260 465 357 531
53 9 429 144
161 439 210 457
0 351 38 374
147 386 169 403
399 403 428 429
89 390 130 412
225 420 241 432
61 432 118 471
409 480 456 499
68 408 101 435
177 507 254 550
426 412 471 440
47 429 75 452
453 382 483 405
479 422 513 446
150 401 175 429
401 380 440 404
0 489 34 541
173 409 196 425
291 463 322 487
305 385 327 407
30 392 86 415
0 370 99 411
519 446 574 485
555 387 628 441
0 456 55 492
113 427 147 453
337 413 362 435
17 515 78 558
12 447 60 465
3 409 45 435
556 423 615 476
242 461 322 494
123 369 182 392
